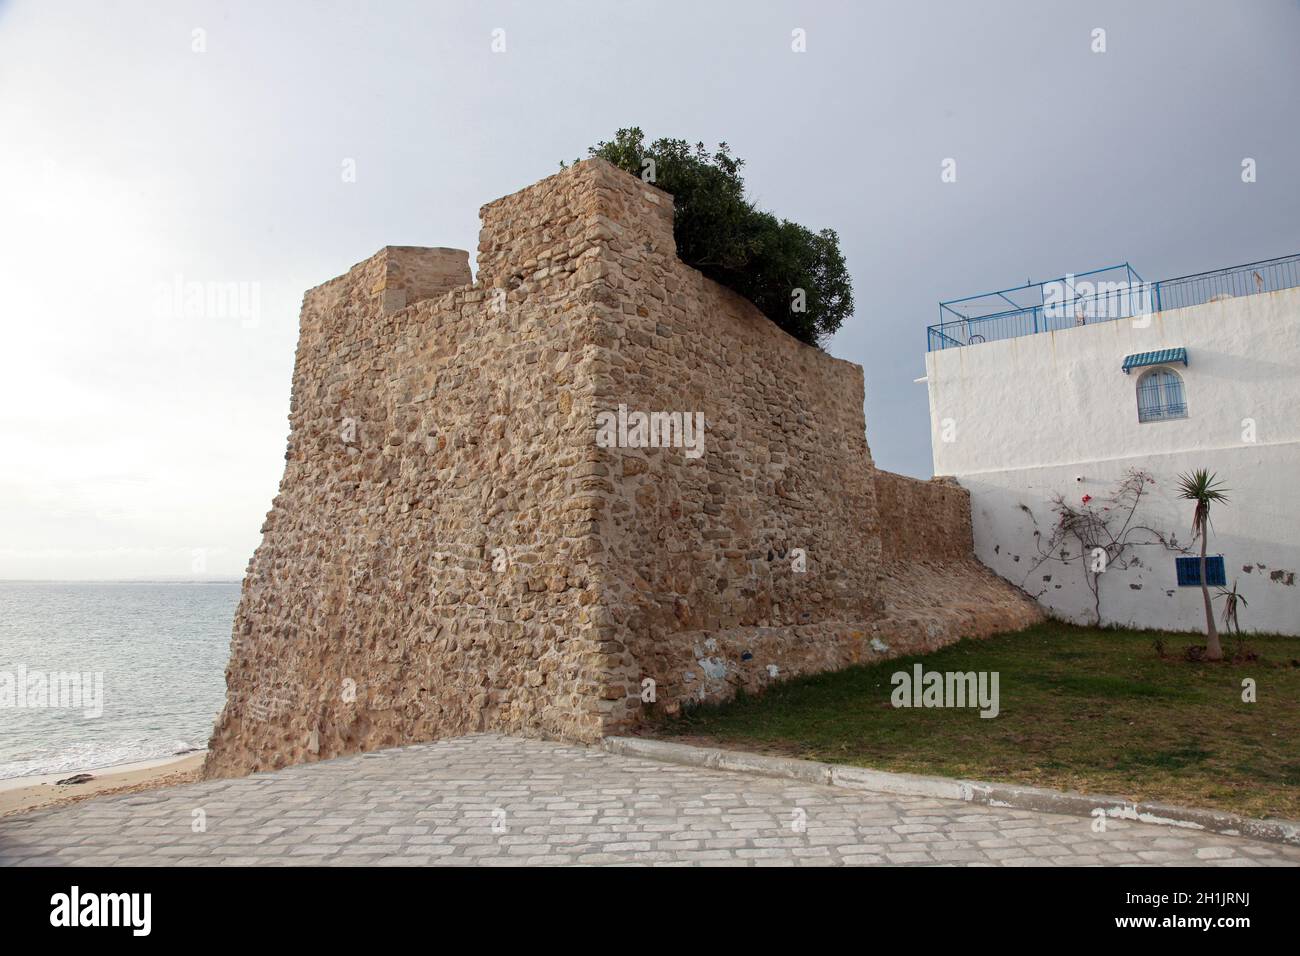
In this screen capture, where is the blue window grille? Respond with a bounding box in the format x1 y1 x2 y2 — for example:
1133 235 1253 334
1136 367 1187 423
1175 555 1225 587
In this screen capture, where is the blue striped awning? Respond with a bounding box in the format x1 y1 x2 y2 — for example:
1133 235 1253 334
1122 347 1187 374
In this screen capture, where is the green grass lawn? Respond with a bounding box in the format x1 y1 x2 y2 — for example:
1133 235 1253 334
650 622 1300 820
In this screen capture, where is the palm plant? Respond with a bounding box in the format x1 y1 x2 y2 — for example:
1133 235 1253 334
1215 579 1250 661
1176 469 1230 661
1215 579 1248 635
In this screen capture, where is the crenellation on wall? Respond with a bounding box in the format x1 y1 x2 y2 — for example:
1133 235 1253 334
372 246 472 314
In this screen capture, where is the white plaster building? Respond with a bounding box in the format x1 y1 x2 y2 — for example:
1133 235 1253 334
924 256 1300 635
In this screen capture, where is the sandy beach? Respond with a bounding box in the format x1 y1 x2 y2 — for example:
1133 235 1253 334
0 753 205 817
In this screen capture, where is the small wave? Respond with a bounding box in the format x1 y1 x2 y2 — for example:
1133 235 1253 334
0 738 197 781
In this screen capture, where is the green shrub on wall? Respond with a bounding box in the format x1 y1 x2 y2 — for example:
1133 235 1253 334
577 128 854 347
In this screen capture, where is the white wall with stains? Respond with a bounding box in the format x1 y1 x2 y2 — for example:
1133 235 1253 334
926 287 1300 635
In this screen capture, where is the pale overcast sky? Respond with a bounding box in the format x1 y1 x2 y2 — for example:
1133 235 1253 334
1 0 1296 579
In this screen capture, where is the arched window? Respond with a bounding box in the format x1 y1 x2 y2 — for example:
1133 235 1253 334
1136 366 1187 423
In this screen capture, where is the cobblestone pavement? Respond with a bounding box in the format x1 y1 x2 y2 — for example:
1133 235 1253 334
2 735 1296 866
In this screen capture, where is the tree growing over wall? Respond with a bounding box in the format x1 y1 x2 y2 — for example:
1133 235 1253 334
1022 469 1187 625
575 127 854 347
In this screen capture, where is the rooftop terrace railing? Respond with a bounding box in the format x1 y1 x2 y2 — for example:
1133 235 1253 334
927 252 1300 352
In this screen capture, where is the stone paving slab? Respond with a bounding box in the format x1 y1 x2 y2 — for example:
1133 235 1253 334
1 735 1296 867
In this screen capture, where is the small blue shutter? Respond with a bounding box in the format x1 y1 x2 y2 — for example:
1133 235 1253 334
1208 556 1226 587
1176 556 1225 587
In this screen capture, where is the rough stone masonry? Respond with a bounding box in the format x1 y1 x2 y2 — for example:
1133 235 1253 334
203 159 1041 779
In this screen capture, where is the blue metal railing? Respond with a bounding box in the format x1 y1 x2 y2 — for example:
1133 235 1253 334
927 253 1300 351
1151 254 1300 312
